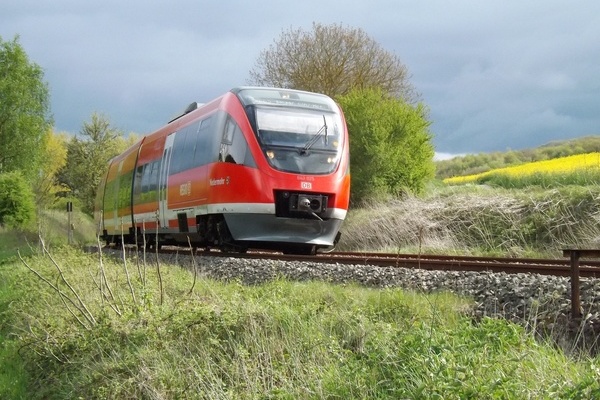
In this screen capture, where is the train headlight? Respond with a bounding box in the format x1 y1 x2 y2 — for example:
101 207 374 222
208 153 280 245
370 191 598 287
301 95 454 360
266 150 275 159
309 198 321 211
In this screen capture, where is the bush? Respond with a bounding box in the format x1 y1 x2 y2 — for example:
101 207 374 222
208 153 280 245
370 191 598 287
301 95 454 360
0 171 35 228
337 88 435 204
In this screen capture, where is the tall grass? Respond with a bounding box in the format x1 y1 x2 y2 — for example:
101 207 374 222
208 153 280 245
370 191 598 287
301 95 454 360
339 185 600 257
1 247 599 398
0 209 95 264
0 270 29 400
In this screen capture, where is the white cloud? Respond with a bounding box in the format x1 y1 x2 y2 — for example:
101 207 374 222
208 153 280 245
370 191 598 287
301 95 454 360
434 152 467 161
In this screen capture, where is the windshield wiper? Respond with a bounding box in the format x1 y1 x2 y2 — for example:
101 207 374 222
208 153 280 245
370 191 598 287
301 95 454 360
301 115 328 154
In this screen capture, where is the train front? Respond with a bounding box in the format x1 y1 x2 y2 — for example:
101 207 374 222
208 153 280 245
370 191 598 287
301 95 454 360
226 87 350 254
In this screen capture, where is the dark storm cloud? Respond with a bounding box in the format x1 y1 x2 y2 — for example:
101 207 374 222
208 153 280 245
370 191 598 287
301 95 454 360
1 0 599 154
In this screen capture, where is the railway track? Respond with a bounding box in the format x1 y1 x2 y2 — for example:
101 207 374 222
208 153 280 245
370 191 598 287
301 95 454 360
136 247 600 279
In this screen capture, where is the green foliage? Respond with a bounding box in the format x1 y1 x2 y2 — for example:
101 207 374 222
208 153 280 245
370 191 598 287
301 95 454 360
337 88 435 204
0 336 29 399
0 207 95 265
0 227 37 263
32 130 70 209
0 262 29 400
1 248 598 398
0 171 35 229
0 36 52 179
436 135 600 179
59 113 125 214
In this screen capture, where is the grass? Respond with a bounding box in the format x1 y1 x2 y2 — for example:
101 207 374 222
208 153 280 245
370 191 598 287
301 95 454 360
0 209 96 398
0 208 96 264
0 226 42 262
0 285 29 400
0 246 599 398
2 187 600 398
339 185 600 257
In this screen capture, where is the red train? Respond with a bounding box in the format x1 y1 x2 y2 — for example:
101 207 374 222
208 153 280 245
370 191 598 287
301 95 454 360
94 87 350 254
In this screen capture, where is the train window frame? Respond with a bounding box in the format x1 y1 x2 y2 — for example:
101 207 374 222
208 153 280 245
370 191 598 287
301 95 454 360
219 115 255 167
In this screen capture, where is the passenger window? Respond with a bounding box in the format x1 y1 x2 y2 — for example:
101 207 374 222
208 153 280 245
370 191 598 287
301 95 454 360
133 165 143 202
193 116 216 166
170 129 188 175
149 161 159 192
180 122 199 171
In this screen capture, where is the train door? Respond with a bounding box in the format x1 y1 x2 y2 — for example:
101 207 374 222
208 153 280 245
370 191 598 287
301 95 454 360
158 133 175 228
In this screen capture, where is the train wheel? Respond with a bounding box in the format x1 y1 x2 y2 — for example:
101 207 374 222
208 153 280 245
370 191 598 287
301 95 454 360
299 245 317 255
220 243 248 254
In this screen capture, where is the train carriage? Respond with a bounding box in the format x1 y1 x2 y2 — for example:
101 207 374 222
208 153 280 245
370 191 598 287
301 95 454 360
95 87 350 254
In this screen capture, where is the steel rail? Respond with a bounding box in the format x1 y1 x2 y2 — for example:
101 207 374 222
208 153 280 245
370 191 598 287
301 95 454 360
145 248 600 279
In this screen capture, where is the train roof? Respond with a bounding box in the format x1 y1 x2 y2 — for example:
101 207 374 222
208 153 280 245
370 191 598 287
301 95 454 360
231 87 336 112
167 86 336 126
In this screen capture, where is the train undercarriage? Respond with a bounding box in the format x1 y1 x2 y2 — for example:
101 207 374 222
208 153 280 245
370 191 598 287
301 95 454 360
102 213 342 256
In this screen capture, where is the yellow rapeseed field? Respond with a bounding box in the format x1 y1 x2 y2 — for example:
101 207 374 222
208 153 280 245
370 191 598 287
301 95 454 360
444 152 600 185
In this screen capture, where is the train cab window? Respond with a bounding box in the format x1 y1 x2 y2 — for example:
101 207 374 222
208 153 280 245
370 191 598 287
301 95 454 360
254 107 343 174
219 116 255 167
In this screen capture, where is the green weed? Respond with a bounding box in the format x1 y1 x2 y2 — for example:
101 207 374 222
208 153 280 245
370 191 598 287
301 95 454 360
0 247 598 398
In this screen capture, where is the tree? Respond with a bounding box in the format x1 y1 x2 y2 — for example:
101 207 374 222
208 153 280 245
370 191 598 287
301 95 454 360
249 23 417 102
60 113 124 214
32 129 70 209
0 171 35 228
0 36 52 178
337 88 435 204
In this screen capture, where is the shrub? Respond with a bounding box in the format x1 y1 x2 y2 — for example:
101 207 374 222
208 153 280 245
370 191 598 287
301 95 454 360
337 88 435 204
0 171 35 228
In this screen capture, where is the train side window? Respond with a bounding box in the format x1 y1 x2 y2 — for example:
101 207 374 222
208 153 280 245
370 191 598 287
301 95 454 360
133 165 143 203
118 169 133 210
149 161 159 192
193 115 215 167
180 122 200 171
170 129 189 175
140 163 149 192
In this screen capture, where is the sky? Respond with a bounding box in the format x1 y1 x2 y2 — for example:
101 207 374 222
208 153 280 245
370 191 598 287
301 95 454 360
2 1 599 158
